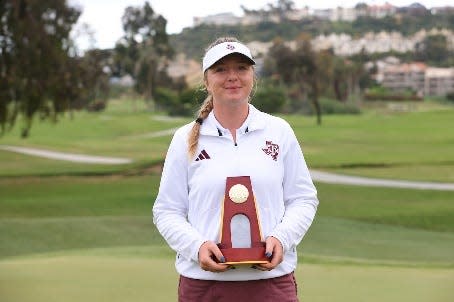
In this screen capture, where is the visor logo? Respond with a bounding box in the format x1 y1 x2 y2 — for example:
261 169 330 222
226 44 235 50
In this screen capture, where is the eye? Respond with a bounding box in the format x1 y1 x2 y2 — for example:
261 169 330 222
237 64 250 71
213 66 226 73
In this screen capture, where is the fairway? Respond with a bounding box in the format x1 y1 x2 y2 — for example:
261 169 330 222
1 254 453 302
1 100 454 302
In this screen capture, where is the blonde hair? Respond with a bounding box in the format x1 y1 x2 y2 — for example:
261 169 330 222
187 37 241 158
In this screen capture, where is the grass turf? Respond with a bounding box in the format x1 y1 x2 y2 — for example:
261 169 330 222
1 176 453 267
1 101 454 301
1 99 454 182
1 255 453 302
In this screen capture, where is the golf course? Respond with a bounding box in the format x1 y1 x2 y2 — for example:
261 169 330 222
1 99 453 301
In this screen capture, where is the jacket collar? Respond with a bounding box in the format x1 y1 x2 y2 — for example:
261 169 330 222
199 104 266 137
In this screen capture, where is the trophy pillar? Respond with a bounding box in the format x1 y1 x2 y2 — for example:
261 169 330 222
218 176 268 264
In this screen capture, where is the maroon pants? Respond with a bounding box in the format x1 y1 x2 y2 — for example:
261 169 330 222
178 272 299 302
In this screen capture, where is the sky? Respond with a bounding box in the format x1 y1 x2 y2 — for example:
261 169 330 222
69 0 452 51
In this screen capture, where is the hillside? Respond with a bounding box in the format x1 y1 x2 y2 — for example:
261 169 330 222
169 12 454 60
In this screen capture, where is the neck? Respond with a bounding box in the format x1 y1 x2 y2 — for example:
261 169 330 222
213 103 249 130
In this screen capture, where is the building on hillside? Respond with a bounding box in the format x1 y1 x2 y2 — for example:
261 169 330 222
246 41 272 57
332 7 357 21
381 63 427 96
430 6 454 15
367 2 397 18
312 9 333 20
380 63 454 97
241 13 262 25
166 54 202 87
424 67 454 96
193 13 239 27
285 7 311 21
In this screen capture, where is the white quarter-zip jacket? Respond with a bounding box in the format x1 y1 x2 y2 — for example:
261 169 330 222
153 104 318 281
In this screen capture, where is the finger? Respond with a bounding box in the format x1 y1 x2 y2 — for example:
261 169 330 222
265 241 274 260
198 242 230 272
208 244 226 264
256 262 275 270
200 256 227 271
251 264 269 271
202 259 231 272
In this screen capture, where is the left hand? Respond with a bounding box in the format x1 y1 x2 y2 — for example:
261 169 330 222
255 236 283 271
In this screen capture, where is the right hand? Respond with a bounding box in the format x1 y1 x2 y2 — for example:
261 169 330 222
198 241 230 272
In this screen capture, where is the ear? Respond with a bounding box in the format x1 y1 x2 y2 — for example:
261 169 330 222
204 78 211 94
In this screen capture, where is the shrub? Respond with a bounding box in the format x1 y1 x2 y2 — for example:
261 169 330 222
169 88 207 117
321 98 361 115
154 87 178 112
305 98 361 115
446 92 454 103
252 83 287 113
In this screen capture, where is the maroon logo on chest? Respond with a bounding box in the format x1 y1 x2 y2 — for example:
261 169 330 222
262 141 279 161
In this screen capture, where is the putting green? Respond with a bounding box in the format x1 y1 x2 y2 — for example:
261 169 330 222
1 255 453 302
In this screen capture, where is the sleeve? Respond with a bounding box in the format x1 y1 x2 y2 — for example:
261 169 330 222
269 124 319 253
152 128 206 262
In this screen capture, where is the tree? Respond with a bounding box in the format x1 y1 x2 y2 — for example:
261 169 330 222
114 2 173 100
0 0 84 137
415 34 451 66
265 35 322 124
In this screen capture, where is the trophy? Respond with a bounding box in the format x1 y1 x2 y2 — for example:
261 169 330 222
217 176 268 264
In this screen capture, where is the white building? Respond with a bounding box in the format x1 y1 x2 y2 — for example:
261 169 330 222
193 13 239 27
425 67 454 96
381 63 427 96
379 63 454 97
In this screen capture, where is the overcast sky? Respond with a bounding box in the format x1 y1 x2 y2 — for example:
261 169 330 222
69 0 452 50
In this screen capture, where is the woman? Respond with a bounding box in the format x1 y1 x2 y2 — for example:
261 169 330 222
153 37 318 301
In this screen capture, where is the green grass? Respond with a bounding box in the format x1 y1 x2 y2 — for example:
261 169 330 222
316 183 454 232
1 255 453 302
1 99 454 182
0 176 158 218
1 176 453 267
287 109 454 182
0 99 187 176
1 100 454 301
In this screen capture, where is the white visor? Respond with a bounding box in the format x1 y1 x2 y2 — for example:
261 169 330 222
202 42 255 73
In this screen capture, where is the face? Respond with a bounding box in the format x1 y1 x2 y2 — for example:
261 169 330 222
205 54 254 108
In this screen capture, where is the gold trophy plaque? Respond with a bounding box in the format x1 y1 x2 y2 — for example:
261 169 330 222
217 176 268 264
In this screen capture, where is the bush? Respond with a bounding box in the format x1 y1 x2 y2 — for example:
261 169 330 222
321 98 361 115
252 83 287 113
305 98 361 115
154 87 178 112
446 92 454 103
154 87 207 117
86 100 107 112
169 88 207 117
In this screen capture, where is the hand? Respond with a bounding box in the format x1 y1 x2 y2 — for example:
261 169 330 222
198 241 230 272
255 236 283 271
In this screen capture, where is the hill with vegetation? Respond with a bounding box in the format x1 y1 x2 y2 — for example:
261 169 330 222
169 11 454 60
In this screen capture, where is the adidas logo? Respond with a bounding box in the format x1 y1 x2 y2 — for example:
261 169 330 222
195 149 211 161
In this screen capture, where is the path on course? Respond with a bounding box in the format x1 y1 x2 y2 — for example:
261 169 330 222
1 144 454 191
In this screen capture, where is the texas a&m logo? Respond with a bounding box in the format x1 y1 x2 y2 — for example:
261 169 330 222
262 141 279 161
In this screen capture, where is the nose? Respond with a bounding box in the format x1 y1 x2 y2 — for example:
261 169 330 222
226 69 239 81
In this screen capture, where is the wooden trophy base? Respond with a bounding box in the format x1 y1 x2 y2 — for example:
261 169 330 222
217 242 269 265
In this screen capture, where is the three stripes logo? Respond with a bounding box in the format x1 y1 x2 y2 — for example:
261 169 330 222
195 149 211 161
